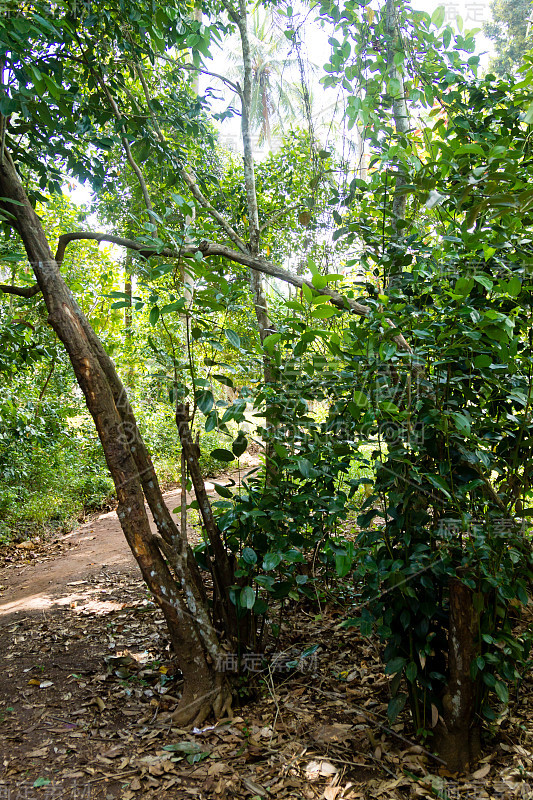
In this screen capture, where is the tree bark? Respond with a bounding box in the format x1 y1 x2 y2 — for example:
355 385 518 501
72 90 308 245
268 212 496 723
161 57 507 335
0 150 229 726
223 0 274 358
434 578 481 772
385 0 409 234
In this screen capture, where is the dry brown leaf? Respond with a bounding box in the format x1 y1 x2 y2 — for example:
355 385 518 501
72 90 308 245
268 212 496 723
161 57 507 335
101 746 123 759
311 723 353 744
306 760 338 780
27 747 49 758
92 696 106 712
324 787 343 800
471 763 490 779
243 776 268 796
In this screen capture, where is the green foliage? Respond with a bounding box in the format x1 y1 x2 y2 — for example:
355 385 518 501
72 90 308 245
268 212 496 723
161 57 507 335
484 0 533 76
312 0 533 736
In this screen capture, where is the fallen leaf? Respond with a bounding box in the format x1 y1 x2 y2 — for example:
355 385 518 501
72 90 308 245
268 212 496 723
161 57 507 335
311 723 353 744
91 697 106 712
305 760 338 780
472 763 490 779
324 787 342 800
27 748 49 758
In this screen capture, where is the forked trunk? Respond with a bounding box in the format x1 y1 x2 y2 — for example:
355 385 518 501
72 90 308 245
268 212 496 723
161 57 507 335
0 152 229 727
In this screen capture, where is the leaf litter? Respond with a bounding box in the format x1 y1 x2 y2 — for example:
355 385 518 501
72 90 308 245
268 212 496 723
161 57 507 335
0 534 532 798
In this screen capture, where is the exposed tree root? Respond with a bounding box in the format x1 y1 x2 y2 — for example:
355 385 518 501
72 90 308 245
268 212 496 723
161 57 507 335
171 673 233 728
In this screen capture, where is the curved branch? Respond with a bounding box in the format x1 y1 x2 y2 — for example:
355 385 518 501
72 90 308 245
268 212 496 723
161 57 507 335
55 231 416 355
180 169 249 254
72 34 155 217
54 232 177 265
0 282 41 297
173 62 242 95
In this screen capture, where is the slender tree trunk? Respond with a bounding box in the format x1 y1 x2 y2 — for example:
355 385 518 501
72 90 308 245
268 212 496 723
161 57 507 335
229 0 274 354
435 578 481 771
385 0 409 291
0 151 230 726
385 0 409 232
123 251 134 388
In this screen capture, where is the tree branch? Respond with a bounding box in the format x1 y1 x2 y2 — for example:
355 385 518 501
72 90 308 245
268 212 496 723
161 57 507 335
134 62 249 255
0 282 41 297
54 231 177 265
172 61 242 95
180 169 249 253
72 35 155 217
259 203 304 232
54 230 417 357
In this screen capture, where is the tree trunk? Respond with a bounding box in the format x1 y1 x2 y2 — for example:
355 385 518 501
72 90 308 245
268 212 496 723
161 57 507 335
434 578 481 772
0 151 230 726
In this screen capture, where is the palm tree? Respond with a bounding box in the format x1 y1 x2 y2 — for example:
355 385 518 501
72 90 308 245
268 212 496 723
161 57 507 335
226 8 306 149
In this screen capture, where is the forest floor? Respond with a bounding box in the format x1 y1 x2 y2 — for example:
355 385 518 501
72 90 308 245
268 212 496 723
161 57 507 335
0 466 532 800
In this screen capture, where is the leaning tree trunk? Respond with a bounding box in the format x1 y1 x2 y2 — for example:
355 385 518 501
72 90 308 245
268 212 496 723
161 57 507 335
0 151 231 726
434 578 482 772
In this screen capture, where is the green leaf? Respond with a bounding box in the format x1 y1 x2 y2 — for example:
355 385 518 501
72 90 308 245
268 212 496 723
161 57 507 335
524 100 533 125
263 552 283 571
224 328 241 349
311 274 328 289
474 354 491 368
161 299 185 314
196 390 214 415
210 448 235 462
240 586 256 609
263 333 281 354
205 411 217 433
451 412 471 434
232 435 248 457
242 547 257 565
302 283 313 303
310 305 337 319
385 656 406 675
307 256 318 275
335 552 353 578
494 681 509 704
387 693 407 723
347 401 362 418
431 5 445 28
506 276 522 297
253 597 268 615
213 482 232 499
426 473 452 499
474 274 494 292
149 306 160 325
298 458 313 478
352 391 369 408
454 277 474 296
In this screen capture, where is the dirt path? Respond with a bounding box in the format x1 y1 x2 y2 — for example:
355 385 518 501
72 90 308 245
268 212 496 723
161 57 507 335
0 464 257 622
